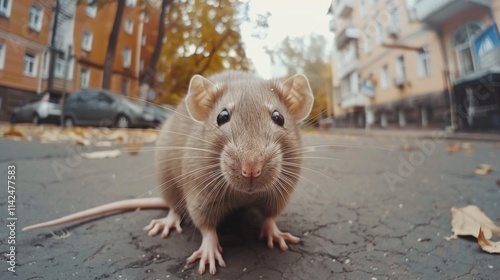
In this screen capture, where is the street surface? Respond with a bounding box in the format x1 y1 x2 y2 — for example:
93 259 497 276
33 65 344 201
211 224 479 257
1 131 499 279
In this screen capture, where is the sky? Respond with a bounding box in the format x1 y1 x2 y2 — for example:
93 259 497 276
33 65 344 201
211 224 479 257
241 0 333 78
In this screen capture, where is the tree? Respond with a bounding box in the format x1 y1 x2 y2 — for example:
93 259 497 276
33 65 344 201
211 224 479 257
157 0 251 105
101 0 126 89
267 34 334 123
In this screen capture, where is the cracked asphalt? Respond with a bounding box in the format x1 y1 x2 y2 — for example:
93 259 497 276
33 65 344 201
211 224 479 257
1 132 499 279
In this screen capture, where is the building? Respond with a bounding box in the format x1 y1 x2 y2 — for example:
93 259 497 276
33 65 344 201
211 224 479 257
0 0 54 121
0 0 161 121
329 0 500 130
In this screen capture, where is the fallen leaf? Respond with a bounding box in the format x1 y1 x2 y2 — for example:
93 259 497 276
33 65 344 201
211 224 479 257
496 179 500 187
80 150 121 159
447 143 460 154
474 164 493 175
3 126 24 138
449 205 500 240
126 140 142 156
478 227 500 254
400 144 417 152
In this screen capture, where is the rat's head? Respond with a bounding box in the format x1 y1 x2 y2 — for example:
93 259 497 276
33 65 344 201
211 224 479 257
185 72 314 194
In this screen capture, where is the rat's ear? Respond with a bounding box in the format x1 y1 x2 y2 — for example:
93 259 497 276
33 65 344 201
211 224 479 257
185 75 218 122
280 74 314 121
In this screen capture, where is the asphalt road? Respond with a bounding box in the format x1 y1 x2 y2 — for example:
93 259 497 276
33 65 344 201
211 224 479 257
1 132 499 279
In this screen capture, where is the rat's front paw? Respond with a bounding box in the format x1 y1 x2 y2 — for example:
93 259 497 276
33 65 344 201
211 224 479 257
260 217 300 251
143 211 182 238
186 228 226 275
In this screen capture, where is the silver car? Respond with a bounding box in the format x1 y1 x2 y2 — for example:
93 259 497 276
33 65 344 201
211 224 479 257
62 89 156 128
10 93 62 125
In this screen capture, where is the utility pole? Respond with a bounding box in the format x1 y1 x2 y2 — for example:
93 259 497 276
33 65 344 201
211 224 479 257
47 0 60 92
60 45 72 127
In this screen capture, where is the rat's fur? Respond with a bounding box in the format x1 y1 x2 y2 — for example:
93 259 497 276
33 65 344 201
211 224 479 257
23 70 314 275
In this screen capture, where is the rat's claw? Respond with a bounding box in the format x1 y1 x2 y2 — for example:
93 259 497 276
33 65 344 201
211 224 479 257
143 211 182 238
186 228 225 275
261 217 300 251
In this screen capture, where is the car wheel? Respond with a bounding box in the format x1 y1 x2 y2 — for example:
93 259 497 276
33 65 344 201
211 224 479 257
115 115 130 128
64 117 75 128
32 114 39 125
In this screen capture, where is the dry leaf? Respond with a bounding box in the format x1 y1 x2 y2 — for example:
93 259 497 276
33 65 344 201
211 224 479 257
474 164 493 175
478 227 500 254
80 150 121 159
496 179 500 187
449 205 500 240
3 126 24 138
126 140 142 156
400 144 417 152
447 143 460 154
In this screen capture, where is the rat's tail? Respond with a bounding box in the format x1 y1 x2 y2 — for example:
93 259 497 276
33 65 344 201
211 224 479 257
23 197 168 231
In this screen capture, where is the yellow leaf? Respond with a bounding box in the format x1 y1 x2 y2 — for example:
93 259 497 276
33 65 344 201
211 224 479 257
80 150 121 159
478 227 500 254
449 205 500 240
474 164 493 175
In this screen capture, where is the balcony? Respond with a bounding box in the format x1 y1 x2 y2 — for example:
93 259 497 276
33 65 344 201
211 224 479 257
336 26 359 49
415 0 491 24
336 0 354 18
340 93 367 109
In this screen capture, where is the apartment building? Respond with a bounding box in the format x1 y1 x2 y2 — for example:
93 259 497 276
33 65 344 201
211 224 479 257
329 0 500 130
0 0 160 121
0 0 54 120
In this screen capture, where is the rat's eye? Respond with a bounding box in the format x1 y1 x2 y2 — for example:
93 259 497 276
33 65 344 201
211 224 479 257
271 110 284 127
217 109 230 126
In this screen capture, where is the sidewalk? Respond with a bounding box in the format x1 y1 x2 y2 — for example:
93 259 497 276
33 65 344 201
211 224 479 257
321 127 500 142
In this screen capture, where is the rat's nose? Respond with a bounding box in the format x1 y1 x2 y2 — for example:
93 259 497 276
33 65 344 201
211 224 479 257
241 161 262 178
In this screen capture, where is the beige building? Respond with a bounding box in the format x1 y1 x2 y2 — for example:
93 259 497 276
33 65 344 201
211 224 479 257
329 0 500 130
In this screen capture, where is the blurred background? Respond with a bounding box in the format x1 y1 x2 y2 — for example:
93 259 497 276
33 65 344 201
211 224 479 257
0 0 499 132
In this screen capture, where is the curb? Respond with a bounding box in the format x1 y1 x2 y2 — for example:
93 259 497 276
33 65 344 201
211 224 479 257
320 129 500 142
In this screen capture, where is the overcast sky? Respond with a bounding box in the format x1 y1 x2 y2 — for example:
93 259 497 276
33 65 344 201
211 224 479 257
241 0 333 78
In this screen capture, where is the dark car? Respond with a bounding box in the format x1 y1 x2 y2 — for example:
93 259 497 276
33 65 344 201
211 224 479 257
149 103 174 128
62 89 156 128
10 93 62 125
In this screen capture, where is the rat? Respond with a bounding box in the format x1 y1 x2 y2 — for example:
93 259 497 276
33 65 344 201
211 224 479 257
23 70 314 275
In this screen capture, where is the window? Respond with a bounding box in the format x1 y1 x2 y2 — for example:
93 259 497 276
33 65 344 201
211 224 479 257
86 0 97 18
417 48 431 77
359 0 367 16
123 47 131 68
126 0 137 7
396 56 406 81
376 21 384 45
82 31 93 51
453 22 483 76
42 51 49 78
54 53 65 78
29 5 43 31
124 18 134 34
363 27 372 54
389 5 400 34
81 69 90 89
380 65 389 88
141 35 146 46
24 52 38 77
0 43 5 70
0 0 12 18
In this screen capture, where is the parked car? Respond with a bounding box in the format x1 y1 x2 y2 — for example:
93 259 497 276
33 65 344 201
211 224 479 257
10 93 62 125
149 103 174 128
62 89 156 128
